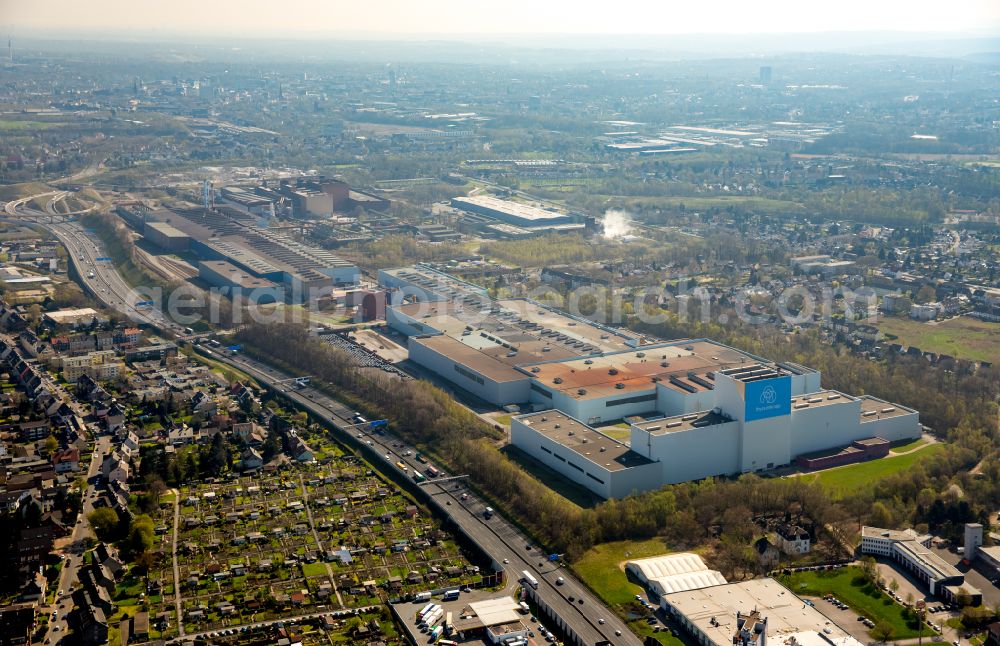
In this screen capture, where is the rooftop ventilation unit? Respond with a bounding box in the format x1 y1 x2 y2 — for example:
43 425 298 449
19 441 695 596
553 377 563 384
615 383 626 389
577 389 587 396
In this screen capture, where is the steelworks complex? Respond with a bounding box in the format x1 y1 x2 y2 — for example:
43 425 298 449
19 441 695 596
134 206 359 302
381 265 921 499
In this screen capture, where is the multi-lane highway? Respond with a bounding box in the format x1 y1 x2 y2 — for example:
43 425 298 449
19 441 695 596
49 218 180 332
6 187 641 644
3 191 183 333
205 348 643 646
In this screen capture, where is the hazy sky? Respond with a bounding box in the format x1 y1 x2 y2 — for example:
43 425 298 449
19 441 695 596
4 0 1000 37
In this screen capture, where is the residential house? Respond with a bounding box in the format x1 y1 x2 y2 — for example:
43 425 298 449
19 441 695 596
15 524 54 574
776 524 812 555
288 435 314 462
17 420 50 441
101 403 126 434
121 429 140 454
20 571 47 602
240 448 263 471
101 452 130 485
0 603 35 645
51 447 80 473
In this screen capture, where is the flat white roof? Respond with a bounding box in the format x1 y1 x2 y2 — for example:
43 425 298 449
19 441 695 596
44 308 101 321
664 578 861 646
468 597 521 627
453 195 571 222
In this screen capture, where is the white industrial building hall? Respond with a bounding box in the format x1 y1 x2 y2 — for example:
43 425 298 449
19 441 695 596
381 265 922 498
511 359 919 499
662 578 866 646
626 553 728 597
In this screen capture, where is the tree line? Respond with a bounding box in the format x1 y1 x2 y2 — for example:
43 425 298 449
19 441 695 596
235 320 999 566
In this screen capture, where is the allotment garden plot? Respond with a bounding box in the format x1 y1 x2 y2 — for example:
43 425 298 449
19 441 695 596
149 454 483 637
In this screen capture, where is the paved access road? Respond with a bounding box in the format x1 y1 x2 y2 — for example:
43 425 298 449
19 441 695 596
209 348 642 646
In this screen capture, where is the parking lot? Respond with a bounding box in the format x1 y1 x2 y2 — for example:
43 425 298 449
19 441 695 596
931 544 1000 607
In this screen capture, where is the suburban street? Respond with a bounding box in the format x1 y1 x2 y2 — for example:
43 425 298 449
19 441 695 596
42 433 112 645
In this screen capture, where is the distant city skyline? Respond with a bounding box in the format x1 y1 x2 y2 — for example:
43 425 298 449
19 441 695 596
4 0 1000 38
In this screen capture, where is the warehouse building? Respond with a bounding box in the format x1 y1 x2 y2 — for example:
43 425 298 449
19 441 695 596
662 578 866 646
379 264 488 303
146 207 358 302
451 195 577 229
519 340 802 425
386 295 643 407
512 363 919 497
509 409 661 498
381 266 921 495
198 260 281 304
143 221 191 252
626 553 727 598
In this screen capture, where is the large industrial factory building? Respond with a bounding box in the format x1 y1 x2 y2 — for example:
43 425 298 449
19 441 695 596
381 265 921 498
142 207 359 302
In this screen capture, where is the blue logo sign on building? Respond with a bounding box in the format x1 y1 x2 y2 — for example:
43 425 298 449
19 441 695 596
744 375 791 422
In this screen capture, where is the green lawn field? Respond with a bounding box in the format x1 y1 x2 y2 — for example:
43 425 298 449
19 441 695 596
779 567 935 639
572 539 667 606
799 444 944 497
0 119 66 131
572 539 688 644
890 438 927 454
874 315 999 364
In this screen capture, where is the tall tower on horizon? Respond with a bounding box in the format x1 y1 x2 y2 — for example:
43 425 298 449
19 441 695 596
8 38 12 64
